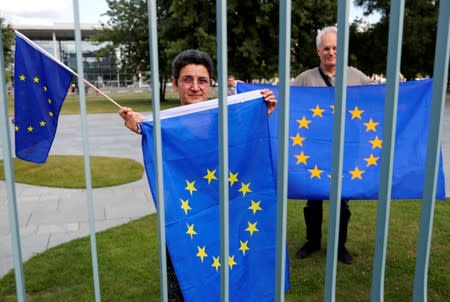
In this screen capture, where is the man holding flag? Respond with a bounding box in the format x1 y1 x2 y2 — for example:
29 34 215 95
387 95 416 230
291 26 373 265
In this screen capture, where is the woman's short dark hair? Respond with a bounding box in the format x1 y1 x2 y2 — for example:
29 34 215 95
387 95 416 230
172 49 214 80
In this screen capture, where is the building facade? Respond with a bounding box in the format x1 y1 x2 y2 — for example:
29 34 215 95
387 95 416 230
12 23 128 88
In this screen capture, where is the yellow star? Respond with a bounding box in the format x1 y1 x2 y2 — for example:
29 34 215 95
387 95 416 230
364 154 380 167
248 200 262 215
364 118 379 132
48 111 54 117
308 165 324 179
33 76 39 83
294 151 310 165
48 98 52 104
228 255 237 270
349 106 365 119
245 221 259 236
296 116 311 129
43 86 48 92
27 125 33 132
39 121 46 127
186 224 197 239
239 240 250 255
238 182 252 197
212 256 221 272
310 105 325 118
196 246 208 263
228 171 239 187
203 169 217 184
290 133 305 147
180 198 191 215
15 125 20 132
19 74 26 81
185 180 197 195
349 166 365 180
369 136 383 150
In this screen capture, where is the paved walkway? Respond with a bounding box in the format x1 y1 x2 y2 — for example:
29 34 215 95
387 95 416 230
0 102 449 278
0 113 155 277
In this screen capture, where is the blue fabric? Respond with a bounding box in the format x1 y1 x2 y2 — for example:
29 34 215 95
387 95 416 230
237 80 446 200
141 97 289 301
14 33 72 163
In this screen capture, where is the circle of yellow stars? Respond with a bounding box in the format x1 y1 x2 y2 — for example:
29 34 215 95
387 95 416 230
179 168 264 273
292 102 383 181
15 73 55 134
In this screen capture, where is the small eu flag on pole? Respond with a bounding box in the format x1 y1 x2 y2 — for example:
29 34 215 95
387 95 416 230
14 31 73 163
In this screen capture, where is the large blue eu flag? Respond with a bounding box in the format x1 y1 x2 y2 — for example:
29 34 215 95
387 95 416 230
141 91 289 301
14 32 72 163
237 80 446 200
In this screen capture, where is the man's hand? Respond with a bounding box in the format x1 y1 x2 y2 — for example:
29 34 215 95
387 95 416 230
119 107 144 134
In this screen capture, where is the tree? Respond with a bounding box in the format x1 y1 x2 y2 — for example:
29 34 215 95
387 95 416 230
290 0 337 76
226 0 337 80
94 0 339 98
95 0 191 100
1 18 15 84
226 1 279 81
95 1 150 82
353 0 440 80
158 0 216 90
349 19 389 76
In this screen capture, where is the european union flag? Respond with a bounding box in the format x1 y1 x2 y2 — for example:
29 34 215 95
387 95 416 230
237 80 446 200
14 32 72 163
141 91 289 301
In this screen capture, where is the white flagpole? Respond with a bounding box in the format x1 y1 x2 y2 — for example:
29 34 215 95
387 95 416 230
0 29 27 302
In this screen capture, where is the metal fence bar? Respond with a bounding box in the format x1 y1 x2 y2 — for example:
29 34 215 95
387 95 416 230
413 1 450 301
216 1 230 302
371 2 405 301
274 0 291 301
72 1 101 301
325 0 350 300
0 29 27 302
146 1 168 301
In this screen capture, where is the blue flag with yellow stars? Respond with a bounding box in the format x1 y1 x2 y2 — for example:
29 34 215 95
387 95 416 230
141 91 289 301
237 80 446 200
14 32 72 163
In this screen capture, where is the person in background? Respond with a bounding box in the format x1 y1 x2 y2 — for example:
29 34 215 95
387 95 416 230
227 74 244 95
292 26 373 265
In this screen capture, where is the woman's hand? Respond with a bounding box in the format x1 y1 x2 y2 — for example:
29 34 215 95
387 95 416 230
261 89 277 115
119 107 144 134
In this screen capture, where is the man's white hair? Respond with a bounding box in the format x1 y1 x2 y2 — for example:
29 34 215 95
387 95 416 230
316 26 337 49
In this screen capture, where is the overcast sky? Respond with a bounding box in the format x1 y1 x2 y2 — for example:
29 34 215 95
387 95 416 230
0 0 109 25
0 0 377 26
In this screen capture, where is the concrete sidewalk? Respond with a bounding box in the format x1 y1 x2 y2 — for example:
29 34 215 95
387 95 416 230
0 102 449 278
0 113 156 277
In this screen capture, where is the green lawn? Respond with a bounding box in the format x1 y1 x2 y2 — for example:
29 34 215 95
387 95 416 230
0 156 143 188
0 199 449 301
